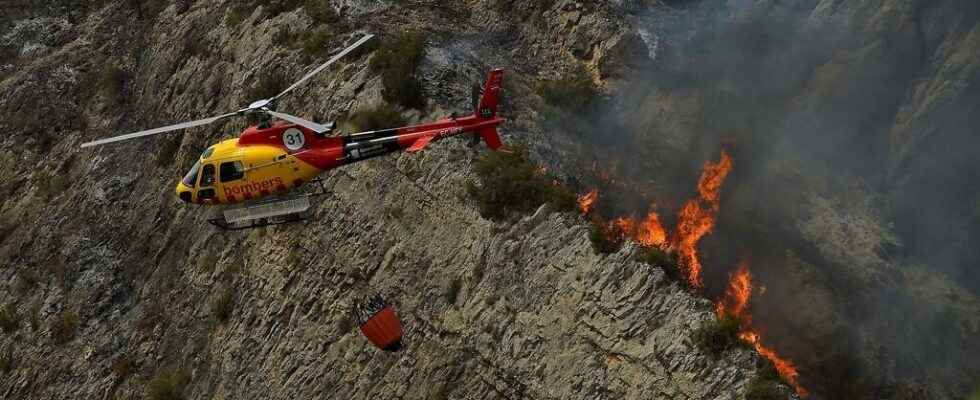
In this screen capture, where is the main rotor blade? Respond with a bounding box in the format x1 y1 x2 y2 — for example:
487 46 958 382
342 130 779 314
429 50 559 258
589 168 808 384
272 34 374 101
80 112 239 148
264 110 331 133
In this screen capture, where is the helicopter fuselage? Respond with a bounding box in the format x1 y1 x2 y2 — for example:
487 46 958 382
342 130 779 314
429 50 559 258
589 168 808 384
175 113 503 205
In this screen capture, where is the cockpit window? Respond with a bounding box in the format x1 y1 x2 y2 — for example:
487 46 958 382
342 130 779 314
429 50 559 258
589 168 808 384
200 164 216 187
220 161 245 182
201 146 215 160
182 161 201 187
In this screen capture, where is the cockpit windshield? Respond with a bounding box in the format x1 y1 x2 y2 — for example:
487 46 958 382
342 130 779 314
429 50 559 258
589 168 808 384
182 161 201 187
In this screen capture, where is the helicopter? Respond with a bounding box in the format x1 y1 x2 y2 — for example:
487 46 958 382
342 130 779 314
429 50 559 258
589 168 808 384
81 34 506 229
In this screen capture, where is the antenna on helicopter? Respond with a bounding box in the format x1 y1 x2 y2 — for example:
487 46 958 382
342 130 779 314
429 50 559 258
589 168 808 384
80 34 375 148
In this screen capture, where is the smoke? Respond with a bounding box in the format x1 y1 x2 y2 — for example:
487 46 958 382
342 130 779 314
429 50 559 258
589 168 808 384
569 0 980 398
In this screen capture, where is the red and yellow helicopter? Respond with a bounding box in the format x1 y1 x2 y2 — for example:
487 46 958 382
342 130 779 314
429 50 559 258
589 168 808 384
82 34 506 229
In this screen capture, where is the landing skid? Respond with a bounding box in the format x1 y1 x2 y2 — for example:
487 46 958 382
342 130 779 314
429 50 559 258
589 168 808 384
208 210 311 230
209 179 331 231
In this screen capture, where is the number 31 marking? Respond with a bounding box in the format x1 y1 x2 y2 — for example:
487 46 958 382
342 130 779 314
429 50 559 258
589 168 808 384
283 128 305 151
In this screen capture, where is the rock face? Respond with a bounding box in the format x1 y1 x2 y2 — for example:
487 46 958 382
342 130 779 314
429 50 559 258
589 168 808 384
0 1 776 400
2 0 977 399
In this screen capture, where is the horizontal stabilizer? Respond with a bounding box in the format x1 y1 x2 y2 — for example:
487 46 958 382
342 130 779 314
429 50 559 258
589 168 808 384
406 135 435 153
479 127 502 150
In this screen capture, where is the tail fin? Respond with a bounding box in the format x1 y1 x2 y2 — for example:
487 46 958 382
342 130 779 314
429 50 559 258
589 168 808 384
476 69 504 118
475 69 504 150
478 127 502 150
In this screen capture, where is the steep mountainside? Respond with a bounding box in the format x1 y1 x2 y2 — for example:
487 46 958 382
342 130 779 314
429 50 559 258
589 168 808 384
2 1 978 399
0 1 776 400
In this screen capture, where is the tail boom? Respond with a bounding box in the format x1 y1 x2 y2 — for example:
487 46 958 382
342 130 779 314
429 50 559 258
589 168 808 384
342 69 506 157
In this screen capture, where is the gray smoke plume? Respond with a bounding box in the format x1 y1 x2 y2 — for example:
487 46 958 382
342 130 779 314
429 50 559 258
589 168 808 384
571 0 980 398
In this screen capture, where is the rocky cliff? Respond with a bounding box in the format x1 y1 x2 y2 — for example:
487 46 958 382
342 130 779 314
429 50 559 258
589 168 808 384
0 1 780 400
2 1 979 399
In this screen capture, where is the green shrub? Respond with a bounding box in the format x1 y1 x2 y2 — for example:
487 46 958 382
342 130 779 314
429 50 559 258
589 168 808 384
28 304 40 332
693 314 742 357
746 375 784 400
270 0 306 17
112 354 134 379
126 0 166 20
968 383 980 400
210 289 234 323
346 103 406 132
637 248 688 286
301 26 333 58
536 65 598 112
156 138 181 167
589 221 622 254
335 313 353 333
305 0 339 24
638 247 677 268
97 65 126 101
246 73 289 101
445 279 461 305
15 268 38 294
50 310 79 343
755 356 782 383
272 26 294 44
0 305 20 334
548 184 578 214
225 8 247 26
38 173 67 199
371 31 426 109
466 145 574 221
147 368 189 400
0 347 13 374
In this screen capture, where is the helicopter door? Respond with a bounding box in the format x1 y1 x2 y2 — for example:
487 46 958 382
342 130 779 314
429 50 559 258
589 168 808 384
197 163 217 202
218 160 245 200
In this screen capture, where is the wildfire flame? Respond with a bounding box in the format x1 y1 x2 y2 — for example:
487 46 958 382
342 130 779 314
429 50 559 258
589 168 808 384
610 217 636 241
716 261 808 397
578 150 805 396
636 211 668 248
672 150 733 288
578 189 599 214
698 150 735 205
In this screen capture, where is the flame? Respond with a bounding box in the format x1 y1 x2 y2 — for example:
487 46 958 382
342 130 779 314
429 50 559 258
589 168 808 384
716 261 808 397
672 150 734 288
715 261 752 318
578 150 732 288
698 150 734 205
673 200 715 287
636 211 668 248
610 217 636 240
578 189 599 214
